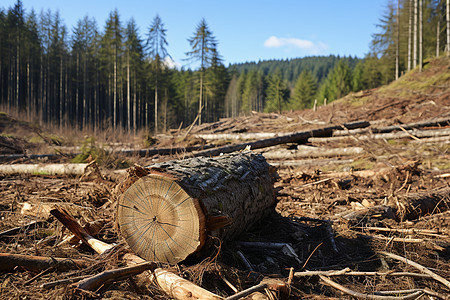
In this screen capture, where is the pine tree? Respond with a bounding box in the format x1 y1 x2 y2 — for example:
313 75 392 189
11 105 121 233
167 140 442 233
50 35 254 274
185 18 218 125
264 69 288 113
318 60 352 102
289 69 317 110
204 52 228 122
99 10 123 130
146 14 169 134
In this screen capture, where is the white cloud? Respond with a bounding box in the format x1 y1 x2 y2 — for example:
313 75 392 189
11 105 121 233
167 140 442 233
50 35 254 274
263 36 328 55
163 56 181 69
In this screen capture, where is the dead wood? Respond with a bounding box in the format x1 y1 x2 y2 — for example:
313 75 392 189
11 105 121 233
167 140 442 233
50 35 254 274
50 207 115 254
51 207 225 300
0 220 46 241
340 186 449 224
259 146 364 160
116 150 275 264
196 132 287 141
311 128 450 144
76 261 157 291
371 117 450 133
394 186 450 220
379 251 450 289
0 253 91 273
192 121 370 157
294 268 432 279
268 158 355 168
0 163 89 175
319 275 424 299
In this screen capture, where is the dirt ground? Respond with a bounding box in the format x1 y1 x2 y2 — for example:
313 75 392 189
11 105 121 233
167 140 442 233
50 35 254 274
0 57 449 299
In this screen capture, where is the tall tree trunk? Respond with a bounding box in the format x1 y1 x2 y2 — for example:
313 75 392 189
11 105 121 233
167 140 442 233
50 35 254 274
419 0 423 72
16 33 20 113
199 69 203 125
155 79 158 134
408 0 412 70
133 74 137 135
437 18 440 57
27 62 30 121
60 56 63 131
447 0 450 54
127 52 131 132
396 0 400 80
76 53 79 128
113 46 117 130
413 0 418 68
164 87 168 132
83 52 87 130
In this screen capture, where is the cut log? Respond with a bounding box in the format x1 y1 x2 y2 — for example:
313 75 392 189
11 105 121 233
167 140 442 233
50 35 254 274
117 150 275 263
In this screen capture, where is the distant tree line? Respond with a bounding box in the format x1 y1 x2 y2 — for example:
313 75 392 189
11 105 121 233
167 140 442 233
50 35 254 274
0 0 449 133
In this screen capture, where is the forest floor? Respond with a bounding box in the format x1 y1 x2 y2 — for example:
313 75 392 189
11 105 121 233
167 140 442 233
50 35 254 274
0 56 449 299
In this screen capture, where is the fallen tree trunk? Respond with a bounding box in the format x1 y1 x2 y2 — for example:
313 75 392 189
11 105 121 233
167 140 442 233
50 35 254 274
371 117 450 133
192 121 370 157
196 132 289 141
0 253 91 273
117 150 275 264
311 127 450 143
0 163 88 175
340 186 450 224
259 146 363 160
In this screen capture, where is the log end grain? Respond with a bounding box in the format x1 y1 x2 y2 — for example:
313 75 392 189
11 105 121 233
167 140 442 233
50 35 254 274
117 174 206 264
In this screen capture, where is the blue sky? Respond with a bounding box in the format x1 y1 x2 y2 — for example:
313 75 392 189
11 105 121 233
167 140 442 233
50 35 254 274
2 0 386 67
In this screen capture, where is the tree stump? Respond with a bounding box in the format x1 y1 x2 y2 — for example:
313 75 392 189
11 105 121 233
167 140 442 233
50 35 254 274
117 150 275 263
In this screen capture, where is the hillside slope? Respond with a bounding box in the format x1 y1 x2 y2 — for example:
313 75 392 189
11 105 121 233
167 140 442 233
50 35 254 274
187 56 450 137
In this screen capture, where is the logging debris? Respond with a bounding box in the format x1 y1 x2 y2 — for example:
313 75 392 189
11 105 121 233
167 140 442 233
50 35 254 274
1 75 450 298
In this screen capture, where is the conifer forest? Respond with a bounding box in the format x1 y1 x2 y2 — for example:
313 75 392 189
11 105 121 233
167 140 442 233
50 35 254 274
0 0 449 133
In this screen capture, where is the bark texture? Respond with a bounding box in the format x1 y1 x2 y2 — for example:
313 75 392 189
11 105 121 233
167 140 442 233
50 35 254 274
117 150 275 263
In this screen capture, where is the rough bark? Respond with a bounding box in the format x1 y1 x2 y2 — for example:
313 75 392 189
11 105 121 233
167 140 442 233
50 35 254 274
117 150 275 263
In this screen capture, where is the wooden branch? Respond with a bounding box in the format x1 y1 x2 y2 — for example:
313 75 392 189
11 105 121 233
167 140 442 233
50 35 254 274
50 207 114 255
76 261 157 291
51 208 224 300
41 275 92 289
225 283 267 300
0 253 90 273
294 268 432 279
355 226 449 238
379 251 450 289
0 221 46 240
319 275 424 299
